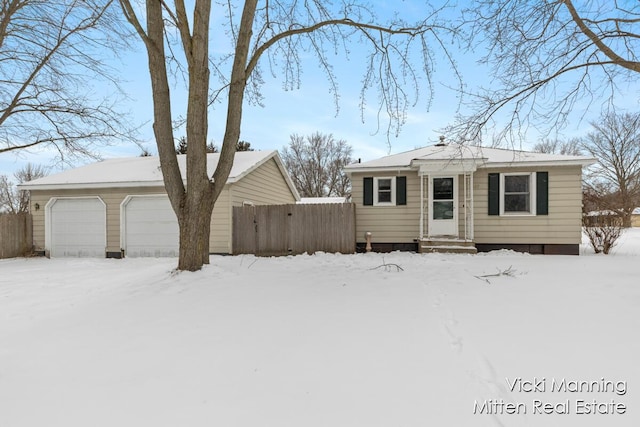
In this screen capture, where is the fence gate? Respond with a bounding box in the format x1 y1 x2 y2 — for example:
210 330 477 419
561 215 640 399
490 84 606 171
0 213 32 259
232 203 356 256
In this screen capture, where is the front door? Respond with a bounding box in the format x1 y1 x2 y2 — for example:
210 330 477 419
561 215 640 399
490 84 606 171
429 176 458 236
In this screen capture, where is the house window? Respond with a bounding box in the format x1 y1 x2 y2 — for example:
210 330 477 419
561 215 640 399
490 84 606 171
363 176 406 206
374 177 395 205
501 173 536 215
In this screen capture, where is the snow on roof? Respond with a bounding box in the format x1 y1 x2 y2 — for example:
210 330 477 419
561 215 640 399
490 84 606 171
634 207 640 215
19 151 281 190
344 143 596 171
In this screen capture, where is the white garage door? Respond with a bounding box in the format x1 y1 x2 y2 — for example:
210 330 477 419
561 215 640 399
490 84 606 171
48 197 106 257
122 195 179 257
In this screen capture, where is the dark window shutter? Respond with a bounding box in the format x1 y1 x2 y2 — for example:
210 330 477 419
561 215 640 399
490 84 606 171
536 171 549 215
396 176 407 205
363 177 373 206
488 173 500 216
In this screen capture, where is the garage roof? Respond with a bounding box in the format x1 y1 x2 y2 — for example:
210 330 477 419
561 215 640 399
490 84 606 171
19 151 296 194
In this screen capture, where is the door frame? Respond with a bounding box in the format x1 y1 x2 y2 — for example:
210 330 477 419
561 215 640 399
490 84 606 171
428 174 458 237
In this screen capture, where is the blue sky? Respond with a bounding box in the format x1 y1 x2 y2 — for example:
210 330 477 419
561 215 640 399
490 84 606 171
0 1 634 178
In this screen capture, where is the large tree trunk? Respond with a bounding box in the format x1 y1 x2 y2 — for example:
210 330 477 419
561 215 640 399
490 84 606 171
130 0 255 271
178 192 214 270
179 0 215 269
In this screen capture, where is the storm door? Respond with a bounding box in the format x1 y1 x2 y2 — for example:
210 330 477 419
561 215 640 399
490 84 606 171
429 176 457 236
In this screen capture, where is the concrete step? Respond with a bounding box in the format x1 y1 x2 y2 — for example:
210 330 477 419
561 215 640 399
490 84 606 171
420 245 478 254
422 239 476 247
419 239 477 254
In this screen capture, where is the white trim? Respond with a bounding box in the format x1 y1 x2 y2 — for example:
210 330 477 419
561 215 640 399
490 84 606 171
21 181 167 191
373 176 396 206
464 173 467 240
419 175 424 239
499 172 537 216
342 159 595 177
469 173 474 240
482 160 594 168
344 166 413 175
45 196 107 257
120 195 132 252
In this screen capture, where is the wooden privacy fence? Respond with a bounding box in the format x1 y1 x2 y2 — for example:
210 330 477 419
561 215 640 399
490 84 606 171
0 213 32 258
233 203 356 256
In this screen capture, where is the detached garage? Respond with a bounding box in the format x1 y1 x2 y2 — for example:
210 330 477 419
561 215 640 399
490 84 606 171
20 151 299 258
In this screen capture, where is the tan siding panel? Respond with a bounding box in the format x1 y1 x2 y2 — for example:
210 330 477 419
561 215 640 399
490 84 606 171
473 166 583 244
231 158 296 206
352 172 420 243
210 188 231 253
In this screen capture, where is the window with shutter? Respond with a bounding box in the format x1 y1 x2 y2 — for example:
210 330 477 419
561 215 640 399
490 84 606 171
488 172 549 216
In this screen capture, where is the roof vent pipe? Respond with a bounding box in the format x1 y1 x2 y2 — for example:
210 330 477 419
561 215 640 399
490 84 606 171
436 135 446 147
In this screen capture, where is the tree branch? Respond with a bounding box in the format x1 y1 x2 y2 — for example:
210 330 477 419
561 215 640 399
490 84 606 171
563 0 640 72
246 18 433 77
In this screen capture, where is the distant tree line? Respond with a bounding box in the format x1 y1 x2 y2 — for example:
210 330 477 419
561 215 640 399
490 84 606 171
175 137 254 155
280 132 352 198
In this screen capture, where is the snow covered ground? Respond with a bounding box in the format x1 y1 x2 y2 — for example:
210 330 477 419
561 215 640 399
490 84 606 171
1 230 639 427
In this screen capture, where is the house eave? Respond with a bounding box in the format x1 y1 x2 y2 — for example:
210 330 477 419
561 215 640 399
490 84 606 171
343 166 414 175
343 159 596 176
18 181 168 191
481 159 597 168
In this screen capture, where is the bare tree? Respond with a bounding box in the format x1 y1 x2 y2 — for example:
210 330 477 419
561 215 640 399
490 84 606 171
0 0 133 159
581 111 640 227
281 132 352 198
118 0 458 271
455 1 640 143
533 138 583 156
0 163 47 214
